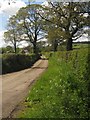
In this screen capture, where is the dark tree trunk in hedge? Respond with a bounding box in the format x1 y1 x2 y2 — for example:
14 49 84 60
33 34 38 54
14 44 17 54
53 40 58 52
14 40 17 54
33 42 37 54
52 40 58 52
66 38 73 51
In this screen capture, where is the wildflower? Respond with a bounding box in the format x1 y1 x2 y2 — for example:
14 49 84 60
36 90 38 93
55 82 58 87
26 97 29 101
49 80 52 83
47 95 49 98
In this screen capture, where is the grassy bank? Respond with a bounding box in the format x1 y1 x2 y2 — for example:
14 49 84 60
17 48 89 118
2 54 40 74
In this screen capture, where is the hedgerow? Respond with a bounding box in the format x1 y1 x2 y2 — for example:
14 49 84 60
2 53 40 74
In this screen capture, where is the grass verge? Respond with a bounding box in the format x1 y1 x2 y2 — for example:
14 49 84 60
17 48 89 118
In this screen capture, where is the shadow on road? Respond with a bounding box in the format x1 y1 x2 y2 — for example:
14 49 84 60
32 66 48 69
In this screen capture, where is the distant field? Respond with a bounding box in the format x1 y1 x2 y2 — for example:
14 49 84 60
56 43 89 51
17 48 89 118
73 43 89 49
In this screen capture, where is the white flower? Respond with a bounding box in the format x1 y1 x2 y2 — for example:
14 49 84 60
36 90 38 93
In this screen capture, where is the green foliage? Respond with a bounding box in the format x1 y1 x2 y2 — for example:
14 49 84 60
1 46 14 54
43 2 89 50
4 15 21 53
18 48 89 118
2 54 40 74
4 2 89 52
16 4 44 54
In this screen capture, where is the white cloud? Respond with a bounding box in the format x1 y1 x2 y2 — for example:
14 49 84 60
0 0 26 16
35 0 46 2
0 30 7 47
47 0 89 2
0 30 29 48
75 35 89 42
42 1 49 6
0 0 26 47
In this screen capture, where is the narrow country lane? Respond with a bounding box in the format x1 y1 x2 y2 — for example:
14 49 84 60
2 59 48 118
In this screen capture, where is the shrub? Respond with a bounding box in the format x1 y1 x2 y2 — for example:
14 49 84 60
1 53 40 74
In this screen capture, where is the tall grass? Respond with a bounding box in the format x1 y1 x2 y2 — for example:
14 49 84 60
18 48 89 118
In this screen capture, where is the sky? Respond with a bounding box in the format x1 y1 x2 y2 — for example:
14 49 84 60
0 0 46 47
0 0 89 48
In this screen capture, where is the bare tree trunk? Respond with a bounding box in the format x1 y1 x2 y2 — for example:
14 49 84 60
66 38 73 51
33 42 37 54
33 35 38 54
53 40 58 52
14 37 17 54
14 43 17 54
33 32 39 54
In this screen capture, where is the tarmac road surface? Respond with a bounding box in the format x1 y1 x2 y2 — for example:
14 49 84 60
2 59 48 118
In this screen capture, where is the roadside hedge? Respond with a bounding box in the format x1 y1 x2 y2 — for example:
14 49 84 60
2 54 40 74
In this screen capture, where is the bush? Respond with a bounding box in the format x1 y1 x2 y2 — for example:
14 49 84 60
1 53 40 74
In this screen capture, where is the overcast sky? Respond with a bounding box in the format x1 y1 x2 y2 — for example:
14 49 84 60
0 0 89 48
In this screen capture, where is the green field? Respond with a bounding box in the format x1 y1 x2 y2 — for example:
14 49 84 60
73 43 89 49
17 48 89 118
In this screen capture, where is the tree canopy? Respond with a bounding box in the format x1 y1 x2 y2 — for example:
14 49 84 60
39 2 89 50
4 2 89 53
